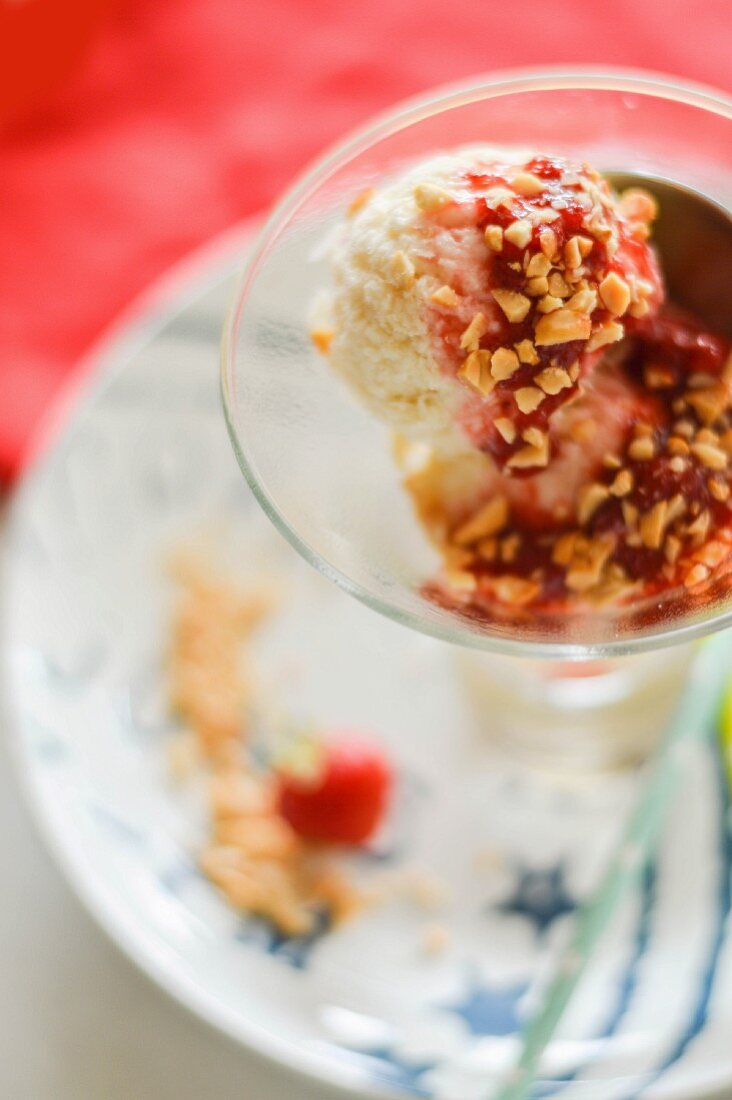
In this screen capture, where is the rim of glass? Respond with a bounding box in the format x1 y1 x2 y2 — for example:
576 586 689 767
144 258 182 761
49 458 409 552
222 65 732 660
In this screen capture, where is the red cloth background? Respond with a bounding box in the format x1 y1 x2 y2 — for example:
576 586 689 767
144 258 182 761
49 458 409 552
1 0 730 480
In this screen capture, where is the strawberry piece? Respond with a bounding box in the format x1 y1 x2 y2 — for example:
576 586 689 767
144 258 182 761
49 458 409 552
276 735 391 845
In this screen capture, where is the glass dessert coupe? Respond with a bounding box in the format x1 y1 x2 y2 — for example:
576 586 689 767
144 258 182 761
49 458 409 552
222 69 732 774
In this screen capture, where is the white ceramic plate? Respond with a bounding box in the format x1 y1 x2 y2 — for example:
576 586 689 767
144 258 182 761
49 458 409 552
4 224 732 1100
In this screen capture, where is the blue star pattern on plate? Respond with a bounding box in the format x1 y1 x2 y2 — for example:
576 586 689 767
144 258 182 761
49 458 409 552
236 908 331 970
497 861 577 937
442 972 529 1036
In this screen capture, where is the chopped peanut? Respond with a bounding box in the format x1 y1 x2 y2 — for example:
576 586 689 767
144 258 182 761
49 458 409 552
511 171 545 196
485 225 504 251
535 308 592 346
460 312 489 351
494 417 517 444
414 182 453 211
598 272 631 315
453 496 510 545
310 329 334 354
492 288 531 323
535 366 572 395
526 252 552 278
458 350 494 395
514 387 545 413
490 347 520 380
514 339 539 365
504 219 533 248
430 285 460 308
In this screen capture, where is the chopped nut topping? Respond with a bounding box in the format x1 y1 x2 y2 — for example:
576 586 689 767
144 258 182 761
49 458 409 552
566 536 615 592
552 531 579 566
568 361 581 382
347 188 374 216
494 417 517 444
629 298 651 319
491 288 531 323
577 236 594 258
504 219 533 248
684 563 710 589
622 500 639 528
577 482 610 525
477 537 497 561
587 320 625 352
692 540 728 569
389 250 415 288
686 509 711 541
674 419 695 439
535 366 572 395
500 533 521 562
619 188 658 223
414 182 453 211
690 441 728 470
536 294 564 313
547 272 571 298
310 329 334 354
445 567 477 592
430 285 460 308
511 171 545 196
645 366 676 389
514 339 539 365
564 236 583 269
526 276 549 297
719 429 732 455
609 469 634 497
535 308 592 346
460 312 489 351
598 272 631 316
523 426 546 448
533 208 561 224
686 385 729 425
665 534 682 564
709 478 730 502
586 207 613 243
603 453 622 469
566 287 598 314
507 435 549 469
484 186 515 209
667 494 686 527
628 436 655 461
514 386 545 413
490 576 540 606
490 346 520 380
639 501 669 550
453 495 509 545
539 227 558 260
485 224 504 252
669 456 687 473
526 253 552 278
458 350 494 395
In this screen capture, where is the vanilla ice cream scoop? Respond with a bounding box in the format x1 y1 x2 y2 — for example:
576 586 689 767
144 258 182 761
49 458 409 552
318 148 662 472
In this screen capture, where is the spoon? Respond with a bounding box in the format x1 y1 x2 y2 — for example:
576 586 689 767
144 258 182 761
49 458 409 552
607 171 732 336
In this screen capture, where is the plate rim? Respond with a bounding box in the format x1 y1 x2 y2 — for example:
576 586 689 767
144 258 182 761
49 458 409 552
2 221 732 1100
0 220 401 1100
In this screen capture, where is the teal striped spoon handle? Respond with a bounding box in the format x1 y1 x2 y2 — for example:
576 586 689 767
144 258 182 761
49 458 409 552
496 633 730 1100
